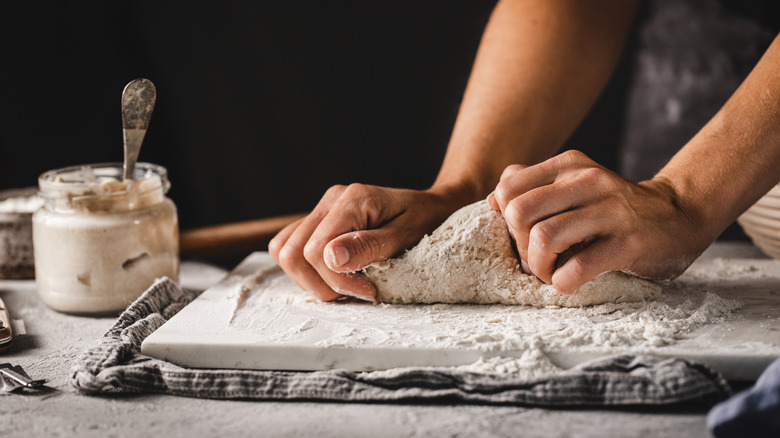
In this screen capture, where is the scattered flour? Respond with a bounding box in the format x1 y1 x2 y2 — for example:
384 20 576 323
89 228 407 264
225 267 743 379
681 257 763 282
214 226 776 380
226 264 282 324
363 200 661 307
454 350 563 378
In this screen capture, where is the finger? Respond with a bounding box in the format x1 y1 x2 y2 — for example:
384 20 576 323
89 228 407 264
526 207 608 284
520 258 532 275
277 251 344 302
499 164 527 182
493 151 594 212
268 218 304 261
271 217 344 300
487 192 499 210
300 219 378 299
311 191 401 273
502 181 585 264
274 186 356 300
493 162 559 212
323 214 413 273
551 238 622 295
301 186 402 300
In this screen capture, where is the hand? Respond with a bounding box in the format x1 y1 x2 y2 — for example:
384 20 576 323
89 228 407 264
269 183 470 301
488 150 712 294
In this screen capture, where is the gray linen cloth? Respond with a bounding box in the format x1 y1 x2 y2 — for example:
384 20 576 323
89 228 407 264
71 278 731 406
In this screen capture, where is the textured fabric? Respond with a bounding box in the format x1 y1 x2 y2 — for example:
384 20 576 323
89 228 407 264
71 278 732 406
708 357 780 437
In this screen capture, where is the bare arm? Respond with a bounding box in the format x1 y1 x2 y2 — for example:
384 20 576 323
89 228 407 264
658 34 780 246
434 0 640 201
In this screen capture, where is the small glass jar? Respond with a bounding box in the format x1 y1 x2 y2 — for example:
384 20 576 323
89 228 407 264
33 162 179 315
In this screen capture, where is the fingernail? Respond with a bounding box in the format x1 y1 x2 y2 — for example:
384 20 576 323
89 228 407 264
347 292 376 303
336 288 376 302
520 259 532 274
329 245 350 268
487 192 497 209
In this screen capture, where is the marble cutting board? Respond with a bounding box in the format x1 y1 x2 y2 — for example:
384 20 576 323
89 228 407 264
141 252 780 380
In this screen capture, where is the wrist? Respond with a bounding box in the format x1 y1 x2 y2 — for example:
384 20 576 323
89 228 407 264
427 178 486 209
643 175 723 246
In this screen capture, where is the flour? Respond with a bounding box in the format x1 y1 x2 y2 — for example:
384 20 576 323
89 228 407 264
224 264 744 379
226 264 282 323
363 200 661 307
454 350 563 377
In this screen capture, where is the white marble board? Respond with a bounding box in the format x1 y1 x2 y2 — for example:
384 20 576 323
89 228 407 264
142 252 780 380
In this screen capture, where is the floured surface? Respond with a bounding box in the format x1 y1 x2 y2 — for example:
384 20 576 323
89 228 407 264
364 200 662 307
142 252 780 380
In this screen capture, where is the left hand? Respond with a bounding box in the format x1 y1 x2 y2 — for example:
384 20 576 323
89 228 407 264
488 150 712 294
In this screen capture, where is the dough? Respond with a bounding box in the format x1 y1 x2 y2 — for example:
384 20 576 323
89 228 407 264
363 200 661 307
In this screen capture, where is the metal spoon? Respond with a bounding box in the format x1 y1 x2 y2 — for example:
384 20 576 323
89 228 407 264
121 78 156 180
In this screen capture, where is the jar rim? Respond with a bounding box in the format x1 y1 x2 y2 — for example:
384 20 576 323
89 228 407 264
38 162 170 200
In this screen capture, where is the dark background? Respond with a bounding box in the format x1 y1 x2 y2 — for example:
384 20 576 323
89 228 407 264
1 0 776 240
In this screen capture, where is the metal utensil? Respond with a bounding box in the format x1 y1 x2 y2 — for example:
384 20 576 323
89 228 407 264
121 78 156 180
0 363 47 392
0 364 46 388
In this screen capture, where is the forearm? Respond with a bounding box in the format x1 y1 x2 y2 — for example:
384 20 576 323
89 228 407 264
432 0 639 201
655 34 780 243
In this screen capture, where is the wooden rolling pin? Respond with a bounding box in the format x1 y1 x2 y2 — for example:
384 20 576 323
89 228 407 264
179 213 307 258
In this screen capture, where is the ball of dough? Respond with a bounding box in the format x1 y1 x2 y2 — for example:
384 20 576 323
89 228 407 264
363 200 661 307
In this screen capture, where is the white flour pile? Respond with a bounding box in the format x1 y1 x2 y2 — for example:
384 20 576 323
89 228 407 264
363 200 661 307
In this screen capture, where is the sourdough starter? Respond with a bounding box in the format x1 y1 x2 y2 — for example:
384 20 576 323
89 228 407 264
33 163 179 314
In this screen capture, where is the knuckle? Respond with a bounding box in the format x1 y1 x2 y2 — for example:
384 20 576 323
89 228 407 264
567 254 591 280
344 183 370 198
612 201 634 222
505 197 532 230
493 183 512 208
322 184 347 201
558 149 587 165
268 236 283 258
500 164 525 180
342 183 383 223
577 167 616 190
276 245 299 270
530 221 555 250
578 166 602 182
360 194 384 219
502 197 521 224
619 233 641 256
302 240 322 265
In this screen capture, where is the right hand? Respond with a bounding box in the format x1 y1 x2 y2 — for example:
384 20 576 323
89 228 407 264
269 183 470 301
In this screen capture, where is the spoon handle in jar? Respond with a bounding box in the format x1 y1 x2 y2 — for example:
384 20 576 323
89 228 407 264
122 79 156 180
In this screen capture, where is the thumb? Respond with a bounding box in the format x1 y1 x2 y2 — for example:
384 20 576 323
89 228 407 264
323 228 403 272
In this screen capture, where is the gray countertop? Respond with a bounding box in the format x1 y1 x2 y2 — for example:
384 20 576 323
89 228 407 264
0 242 770 438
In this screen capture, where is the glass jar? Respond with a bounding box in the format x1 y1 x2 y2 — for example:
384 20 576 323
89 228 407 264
33 162 179 315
